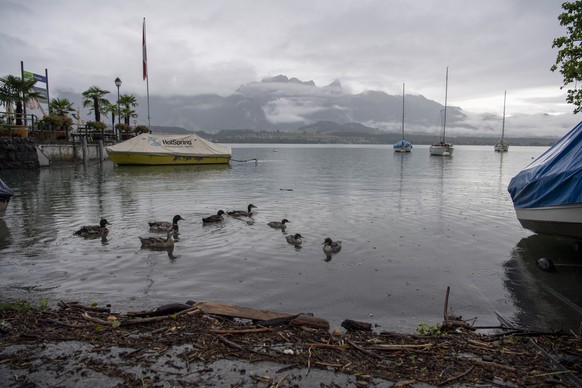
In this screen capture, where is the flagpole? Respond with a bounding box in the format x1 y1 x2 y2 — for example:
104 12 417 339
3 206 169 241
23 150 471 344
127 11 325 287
143 17 151 133
146 69 151 132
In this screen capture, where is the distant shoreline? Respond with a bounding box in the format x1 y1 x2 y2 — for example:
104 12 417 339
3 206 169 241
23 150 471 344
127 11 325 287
149 126 558 147
198 132 558 147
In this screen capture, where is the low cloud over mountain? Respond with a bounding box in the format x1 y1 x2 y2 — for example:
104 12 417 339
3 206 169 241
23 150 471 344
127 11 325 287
60 74 578 138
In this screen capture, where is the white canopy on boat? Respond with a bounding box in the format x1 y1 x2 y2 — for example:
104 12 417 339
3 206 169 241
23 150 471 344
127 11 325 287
106 134 231 157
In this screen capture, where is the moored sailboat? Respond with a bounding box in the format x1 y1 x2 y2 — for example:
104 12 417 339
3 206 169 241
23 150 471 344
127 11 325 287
429 67 454 156
494 90 509 152
393 83 412 153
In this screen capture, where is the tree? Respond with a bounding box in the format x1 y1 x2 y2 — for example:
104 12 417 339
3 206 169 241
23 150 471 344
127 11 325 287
120 106 137 126
49 98 75 117
551 1 582 113
101 99 116 127
118 94 138 125
82 86 110 123
0 74 45 125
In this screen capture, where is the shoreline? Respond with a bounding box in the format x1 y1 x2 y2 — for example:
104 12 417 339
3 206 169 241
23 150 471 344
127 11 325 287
1 299 580 387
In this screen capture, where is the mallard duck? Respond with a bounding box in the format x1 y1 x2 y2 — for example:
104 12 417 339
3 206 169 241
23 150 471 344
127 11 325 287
139 230 175 249
227 204 257 217
148 215 184 232
74 219 111 237
203 210 226 223
268 219 290 229
286 233 303 246
322 237 342 255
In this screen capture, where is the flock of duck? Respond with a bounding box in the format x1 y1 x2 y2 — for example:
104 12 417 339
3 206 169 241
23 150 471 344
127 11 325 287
73 204 342 259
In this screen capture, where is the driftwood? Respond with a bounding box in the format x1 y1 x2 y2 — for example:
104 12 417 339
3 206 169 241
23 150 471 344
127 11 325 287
58 300 111 313
194 301 329 330
77 300 329 330
208 327 274 335
81 307 202 327
257 314 300 327
442 287 475 331
368 343 434 351
289 314 330 330
341 319 372 332
306 342 348 351
127 302 194 317
346 339 382 361
193 301 290 321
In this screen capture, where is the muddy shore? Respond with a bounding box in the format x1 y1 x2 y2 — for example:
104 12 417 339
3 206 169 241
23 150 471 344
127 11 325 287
0 300 581 387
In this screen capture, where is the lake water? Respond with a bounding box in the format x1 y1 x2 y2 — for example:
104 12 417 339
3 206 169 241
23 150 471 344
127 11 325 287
1 144 580 333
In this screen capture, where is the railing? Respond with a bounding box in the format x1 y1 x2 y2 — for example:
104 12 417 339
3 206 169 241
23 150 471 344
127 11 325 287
1 111 139 143
0 112 38 138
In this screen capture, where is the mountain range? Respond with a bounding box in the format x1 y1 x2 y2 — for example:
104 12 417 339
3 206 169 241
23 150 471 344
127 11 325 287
60 74 469 135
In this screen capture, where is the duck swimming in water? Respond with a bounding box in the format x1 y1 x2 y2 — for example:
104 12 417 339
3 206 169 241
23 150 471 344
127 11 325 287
139 230 175 249
203 210 226 223
322 237 342 255
268 219 290 230
286 233 303 246
74 219 111 237
148 215 184 232
227 204 257 217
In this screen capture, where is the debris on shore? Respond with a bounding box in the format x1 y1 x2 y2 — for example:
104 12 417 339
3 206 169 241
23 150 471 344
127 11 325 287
0 297 580 387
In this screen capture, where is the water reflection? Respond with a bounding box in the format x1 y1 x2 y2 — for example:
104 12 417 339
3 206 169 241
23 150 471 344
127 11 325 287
111 163 230 179
0 218 10 249
504 234 582 331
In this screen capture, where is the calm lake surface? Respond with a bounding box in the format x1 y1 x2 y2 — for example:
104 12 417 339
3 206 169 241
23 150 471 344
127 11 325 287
1 144 580 332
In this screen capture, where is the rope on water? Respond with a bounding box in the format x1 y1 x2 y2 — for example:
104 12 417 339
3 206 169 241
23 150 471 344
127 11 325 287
231 158 258 164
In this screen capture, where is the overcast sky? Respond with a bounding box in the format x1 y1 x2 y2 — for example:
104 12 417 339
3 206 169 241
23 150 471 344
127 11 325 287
1 0 580 135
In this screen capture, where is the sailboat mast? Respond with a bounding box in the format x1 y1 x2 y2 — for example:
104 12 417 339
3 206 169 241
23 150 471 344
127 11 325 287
401 83 405 138
501 90 506 140
443 66 449 142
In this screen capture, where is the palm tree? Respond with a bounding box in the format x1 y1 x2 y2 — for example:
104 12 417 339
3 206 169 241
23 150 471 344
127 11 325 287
82 86 110 123
101 100 117 129
0 74 45 126
120 106 138 126
118 94 138 125
49 98 75 117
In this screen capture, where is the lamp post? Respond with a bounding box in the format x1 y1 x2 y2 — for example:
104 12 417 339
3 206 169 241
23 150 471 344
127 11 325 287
114 77 122 139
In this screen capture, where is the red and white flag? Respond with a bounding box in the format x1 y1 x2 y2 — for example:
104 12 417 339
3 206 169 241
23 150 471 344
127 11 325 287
142 17 147 81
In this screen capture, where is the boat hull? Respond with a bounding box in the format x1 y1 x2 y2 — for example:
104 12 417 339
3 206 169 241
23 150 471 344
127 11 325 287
394 147 412 153
107 152 231 166
514 203 582 240
0 179 13 217
429 143 454 156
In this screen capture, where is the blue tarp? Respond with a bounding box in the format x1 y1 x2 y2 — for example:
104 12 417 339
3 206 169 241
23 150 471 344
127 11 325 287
0 179 13 201
508 121 582 209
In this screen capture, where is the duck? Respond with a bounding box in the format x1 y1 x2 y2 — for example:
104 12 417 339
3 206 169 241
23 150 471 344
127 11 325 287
286 233 303 246
322 237 342 255
139 230 175 249
148 215 184 232
227 204 257 217
74 219 111 237
203 210 226 223
267 219 290 229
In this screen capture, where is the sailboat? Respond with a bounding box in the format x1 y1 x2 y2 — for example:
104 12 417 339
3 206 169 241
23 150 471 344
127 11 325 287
494 90 509 152
429 67 454 156
393 83 412 152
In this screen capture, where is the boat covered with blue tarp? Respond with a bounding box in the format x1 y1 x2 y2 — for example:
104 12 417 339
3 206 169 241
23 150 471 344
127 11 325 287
507 121 582 239
0 179 14 217
393 139 412 152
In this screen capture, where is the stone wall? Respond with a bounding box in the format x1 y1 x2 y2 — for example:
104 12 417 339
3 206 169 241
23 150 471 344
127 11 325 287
0 137 39 170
